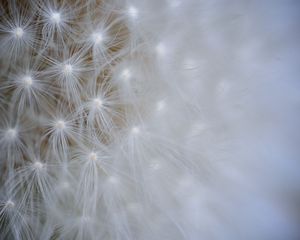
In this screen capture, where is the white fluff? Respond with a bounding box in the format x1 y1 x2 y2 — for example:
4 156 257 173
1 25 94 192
1 0 300 239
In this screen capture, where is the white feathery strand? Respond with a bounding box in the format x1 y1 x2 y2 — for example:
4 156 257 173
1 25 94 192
41 107 80 160
77 80 123 135
0 1 37 65
43 47 88 105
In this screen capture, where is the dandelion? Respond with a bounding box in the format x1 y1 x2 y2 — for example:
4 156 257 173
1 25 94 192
0 0 300 239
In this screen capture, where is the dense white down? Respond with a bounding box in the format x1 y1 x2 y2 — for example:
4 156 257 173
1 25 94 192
0 0 300 239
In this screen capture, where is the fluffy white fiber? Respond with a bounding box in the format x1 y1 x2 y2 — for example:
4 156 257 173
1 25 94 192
0 0 300 239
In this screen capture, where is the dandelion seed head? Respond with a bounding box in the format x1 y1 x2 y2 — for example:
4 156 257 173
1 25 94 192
0 1 297 239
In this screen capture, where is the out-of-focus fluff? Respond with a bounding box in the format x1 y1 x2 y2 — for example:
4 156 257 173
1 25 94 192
0 0 300 239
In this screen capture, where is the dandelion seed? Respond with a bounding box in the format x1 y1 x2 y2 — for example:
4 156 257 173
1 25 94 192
155 42 167 57
51 12 61 24
63 64 73 74
55 120 66 130
33 161 44 170
121 68 131 81
131 126 140 135
5 128 17 140
92 32 104 45
5 200 15 209
88 152 97 161
156 100 166 111
149 161 161 171
93 98 103 108
127 6 139 19
0 5 36 61
22 76 33 87
14 27 24 38
107 176 119 185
